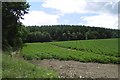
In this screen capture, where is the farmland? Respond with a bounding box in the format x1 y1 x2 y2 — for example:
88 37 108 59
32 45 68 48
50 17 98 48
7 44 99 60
50 38 119 57
21 38 119 64
2 2 120 78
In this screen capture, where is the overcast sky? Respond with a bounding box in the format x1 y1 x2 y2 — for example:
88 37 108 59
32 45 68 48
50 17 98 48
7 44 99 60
20 0 119 29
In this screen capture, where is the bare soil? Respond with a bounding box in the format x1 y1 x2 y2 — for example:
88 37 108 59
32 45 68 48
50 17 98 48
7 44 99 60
30 59 119 78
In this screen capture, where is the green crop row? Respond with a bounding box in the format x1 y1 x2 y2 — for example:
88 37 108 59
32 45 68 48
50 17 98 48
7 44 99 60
50 38 119 57
21 39 119 64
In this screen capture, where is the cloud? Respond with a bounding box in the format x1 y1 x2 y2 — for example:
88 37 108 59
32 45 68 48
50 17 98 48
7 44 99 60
81 13 118 29
42 0 87 14
41 0 118 29
102 2 118 14
23 0 118 29
42 0 118 15
27 0 119 2
89 0 119 2
21 11 60 26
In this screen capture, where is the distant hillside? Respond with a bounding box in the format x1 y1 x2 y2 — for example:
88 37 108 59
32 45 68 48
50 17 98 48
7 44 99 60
25 25 119 42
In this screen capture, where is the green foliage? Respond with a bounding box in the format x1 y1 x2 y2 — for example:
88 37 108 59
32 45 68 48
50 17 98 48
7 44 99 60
2 2 30 52
26 31 52 42
26 25 119 42
21 38 119 64
2 54 58 78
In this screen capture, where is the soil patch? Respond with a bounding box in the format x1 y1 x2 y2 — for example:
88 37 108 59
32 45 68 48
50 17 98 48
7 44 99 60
30 59 119 78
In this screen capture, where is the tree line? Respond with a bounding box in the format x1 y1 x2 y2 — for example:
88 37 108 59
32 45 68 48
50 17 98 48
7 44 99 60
25 25 119 42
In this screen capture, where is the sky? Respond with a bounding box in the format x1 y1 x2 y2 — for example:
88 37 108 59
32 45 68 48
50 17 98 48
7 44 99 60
20 0 119 29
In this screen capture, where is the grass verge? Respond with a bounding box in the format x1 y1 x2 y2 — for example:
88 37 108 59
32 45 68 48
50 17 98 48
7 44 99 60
2 54 58 78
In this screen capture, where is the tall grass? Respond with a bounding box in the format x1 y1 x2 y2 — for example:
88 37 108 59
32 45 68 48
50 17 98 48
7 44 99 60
2 54 58 78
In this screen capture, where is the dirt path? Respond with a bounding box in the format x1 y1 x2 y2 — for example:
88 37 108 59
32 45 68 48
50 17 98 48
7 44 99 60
30 59 119 78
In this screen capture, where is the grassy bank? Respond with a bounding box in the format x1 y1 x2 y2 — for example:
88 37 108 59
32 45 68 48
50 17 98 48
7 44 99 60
2 54 58 78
